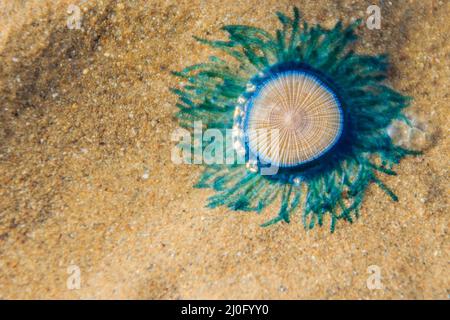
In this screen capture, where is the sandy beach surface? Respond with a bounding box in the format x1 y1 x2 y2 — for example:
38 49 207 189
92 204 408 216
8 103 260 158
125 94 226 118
0 0 448 299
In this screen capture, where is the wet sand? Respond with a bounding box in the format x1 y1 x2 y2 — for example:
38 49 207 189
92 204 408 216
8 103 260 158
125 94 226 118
0 0 448 299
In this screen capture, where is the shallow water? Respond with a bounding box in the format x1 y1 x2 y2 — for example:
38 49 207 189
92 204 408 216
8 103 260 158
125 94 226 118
0 0 448 299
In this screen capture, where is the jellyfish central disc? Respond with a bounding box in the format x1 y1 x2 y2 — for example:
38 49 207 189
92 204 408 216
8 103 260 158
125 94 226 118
245 71 343 167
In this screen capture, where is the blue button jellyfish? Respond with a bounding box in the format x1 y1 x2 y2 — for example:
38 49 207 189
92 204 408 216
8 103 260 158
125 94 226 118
171 7 420 232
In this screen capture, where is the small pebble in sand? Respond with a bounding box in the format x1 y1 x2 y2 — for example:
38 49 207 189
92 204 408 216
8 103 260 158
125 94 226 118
142 169 150 180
